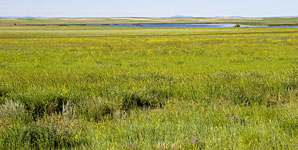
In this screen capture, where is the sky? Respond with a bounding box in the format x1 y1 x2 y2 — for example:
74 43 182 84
0 0 298 17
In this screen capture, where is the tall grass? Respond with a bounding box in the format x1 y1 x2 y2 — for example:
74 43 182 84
0 26 297 149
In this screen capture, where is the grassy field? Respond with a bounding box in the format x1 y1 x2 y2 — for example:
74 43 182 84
0 26 298 149
0 17 298 26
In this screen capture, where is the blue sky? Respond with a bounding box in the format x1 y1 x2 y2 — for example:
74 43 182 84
1 0 297 17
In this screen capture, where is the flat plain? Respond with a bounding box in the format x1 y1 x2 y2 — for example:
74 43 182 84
1 17 298 26
0 26 298 149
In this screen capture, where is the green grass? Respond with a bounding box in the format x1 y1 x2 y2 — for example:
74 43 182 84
0 26 298 149
1 17 298 26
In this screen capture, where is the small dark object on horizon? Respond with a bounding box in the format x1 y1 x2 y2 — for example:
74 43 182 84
234 24 240 28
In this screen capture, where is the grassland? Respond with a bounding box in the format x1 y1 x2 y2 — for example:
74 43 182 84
0 26 298 149
0 17 298 26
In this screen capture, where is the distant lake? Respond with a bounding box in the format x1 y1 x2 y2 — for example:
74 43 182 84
45 24 298 28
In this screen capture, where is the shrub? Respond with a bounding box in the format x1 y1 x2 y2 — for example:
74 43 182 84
0 100 30 128
0 123 89 150
121 90 164 111
75 97 114 122
16 92 81 120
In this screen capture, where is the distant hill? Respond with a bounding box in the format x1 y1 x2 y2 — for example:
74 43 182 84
215 16 243 18
0 16 43 18
172 15 193 18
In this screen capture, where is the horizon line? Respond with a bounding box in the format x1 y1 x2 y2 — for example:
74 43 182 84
1 16 298 18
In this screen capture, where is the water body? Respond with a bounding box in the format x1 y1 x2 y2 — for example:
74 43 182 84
45 24 298 28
